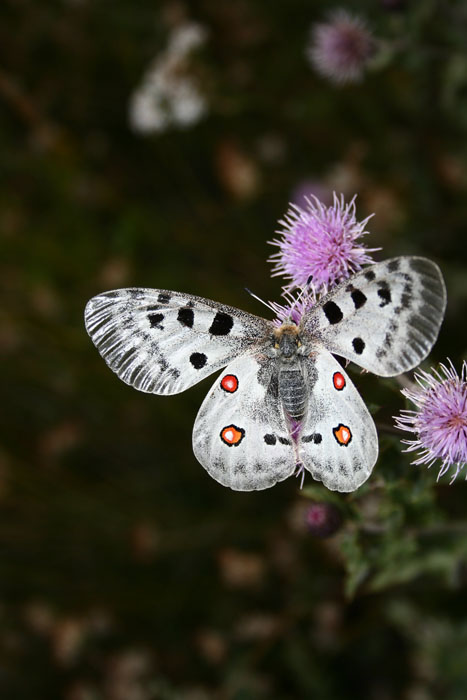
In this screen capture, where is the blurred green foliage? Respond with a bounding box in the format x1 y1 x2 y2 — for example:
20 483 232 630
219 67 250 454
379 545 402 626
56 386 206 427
1 0 467 698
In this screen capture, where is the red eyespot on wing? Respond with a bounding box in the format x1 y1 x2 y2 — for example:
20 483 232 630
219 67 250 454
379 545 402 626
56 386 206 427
221 374 239 393
220 425 245 446
333 424 352 446
333 372 346 391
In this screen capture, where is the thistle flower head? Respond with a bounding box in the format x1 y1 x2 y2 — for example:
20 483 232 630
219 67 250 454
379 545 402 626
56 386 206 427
304 502 343 537
268 193 379 295
395 360 467 483
269 289 316 327
307 9 376 84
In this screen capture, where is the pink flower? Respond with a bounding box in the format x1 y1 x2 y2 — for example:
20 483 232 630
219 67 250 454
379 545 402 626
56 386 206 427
307 10 376 84
395 360 467 483
268 290 316 327
305 502 343 537
269 193 378 295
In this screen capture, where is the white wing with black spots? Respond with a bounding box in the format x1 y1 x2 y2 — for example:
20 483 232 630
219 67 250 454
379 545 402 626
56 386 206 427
298 351 378 492
85 288 272 395
84 255 446 493
192 353 296 491
302 256 446 377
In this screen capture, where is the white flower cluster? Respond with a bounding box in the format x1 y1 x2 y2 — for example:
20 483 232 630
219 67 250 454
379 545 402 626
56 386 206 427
129 22 208 134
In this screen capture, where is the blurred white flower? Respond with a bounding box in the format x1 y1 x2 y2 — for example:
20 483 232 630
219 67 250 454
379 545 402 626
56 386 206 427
129 22 208 134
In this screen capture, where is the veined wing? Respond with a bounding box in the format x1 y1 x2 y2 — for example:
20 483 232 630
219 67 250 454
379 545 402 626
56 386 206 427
85 288 272 394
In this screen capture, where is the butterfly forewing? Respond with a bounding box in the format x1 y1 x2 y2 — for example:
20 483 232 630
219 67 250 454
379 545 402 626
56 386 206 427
302 256 446 377
85 288 271 395
298 352 378 492
192 353 296 491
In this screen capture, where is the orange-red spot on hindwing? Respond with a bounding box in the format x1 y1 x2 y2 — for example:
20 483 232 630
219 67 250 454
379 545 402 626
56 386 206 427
221 374 239 393
220 425 245 446
333 371 346 391
333 424 352 446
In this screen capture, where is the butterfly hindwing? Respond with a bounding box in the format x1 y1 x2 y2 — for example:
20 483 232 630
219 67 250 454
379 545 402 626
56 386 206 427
298 351 378 492
85 288 271 395
302 256 446 377
192 353 296 491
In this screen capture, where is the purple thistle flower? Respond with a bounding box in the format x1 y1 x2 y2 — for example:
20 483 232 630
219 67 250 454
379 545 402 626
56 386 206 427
268 289 316 327
395 360 467 483
268 193 379 296
307 10 376 85
304 502 343 538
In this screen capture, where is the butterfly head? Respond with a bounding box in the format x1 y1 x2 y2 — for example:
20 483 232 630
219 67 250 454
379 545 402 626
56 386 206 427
273 324 303 359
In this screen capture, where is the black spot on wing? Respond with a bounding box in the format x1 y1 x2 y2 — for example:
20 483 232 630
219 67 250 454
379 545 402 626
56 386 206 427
364 270 376 281
190 352 207 369
158 292 171 304
264 434 276 445
278 436 291 445
148 313 164 329
209 312 234 335
377 282 391 307
177 308 194 328
302 433 322 444
350 289 367 309
387 259 400 272
352 337 365 354
323 301 343 325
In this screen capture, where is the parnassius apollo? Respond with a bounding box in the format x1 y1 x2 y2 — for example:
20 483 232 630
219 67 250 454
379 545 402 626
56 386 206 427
85 256 446 492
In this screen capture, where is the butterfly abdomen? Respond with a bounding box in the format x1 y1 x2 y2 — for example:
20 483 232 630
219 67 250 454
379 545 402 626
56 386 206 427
278 366 307 421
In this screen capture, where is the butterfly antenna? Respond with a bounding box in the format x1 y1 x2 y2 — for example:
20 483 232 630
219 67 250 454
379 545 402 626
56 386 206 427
245 288 276 314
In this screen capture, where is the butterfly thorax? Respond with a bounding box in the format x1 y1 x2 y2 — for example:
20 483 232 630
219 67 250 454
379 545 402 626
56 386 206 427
272 324 308 422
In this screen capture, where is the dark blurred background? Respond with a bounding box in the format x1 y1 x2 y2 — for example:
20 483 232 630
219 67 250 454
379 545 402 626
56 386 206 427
2 1 467 698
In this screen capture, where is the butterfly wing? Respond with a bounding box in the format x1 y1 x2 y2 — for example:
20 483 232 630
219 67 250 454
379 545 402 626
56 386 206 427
298 350 378 492
302 257 446 377
192 353 296 491
85 289 272 394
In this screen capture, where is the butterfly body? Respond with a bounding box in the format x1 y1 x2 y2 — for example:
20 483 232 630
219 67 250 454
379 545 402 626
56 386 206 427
85 256 446 492
271 324 308 421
